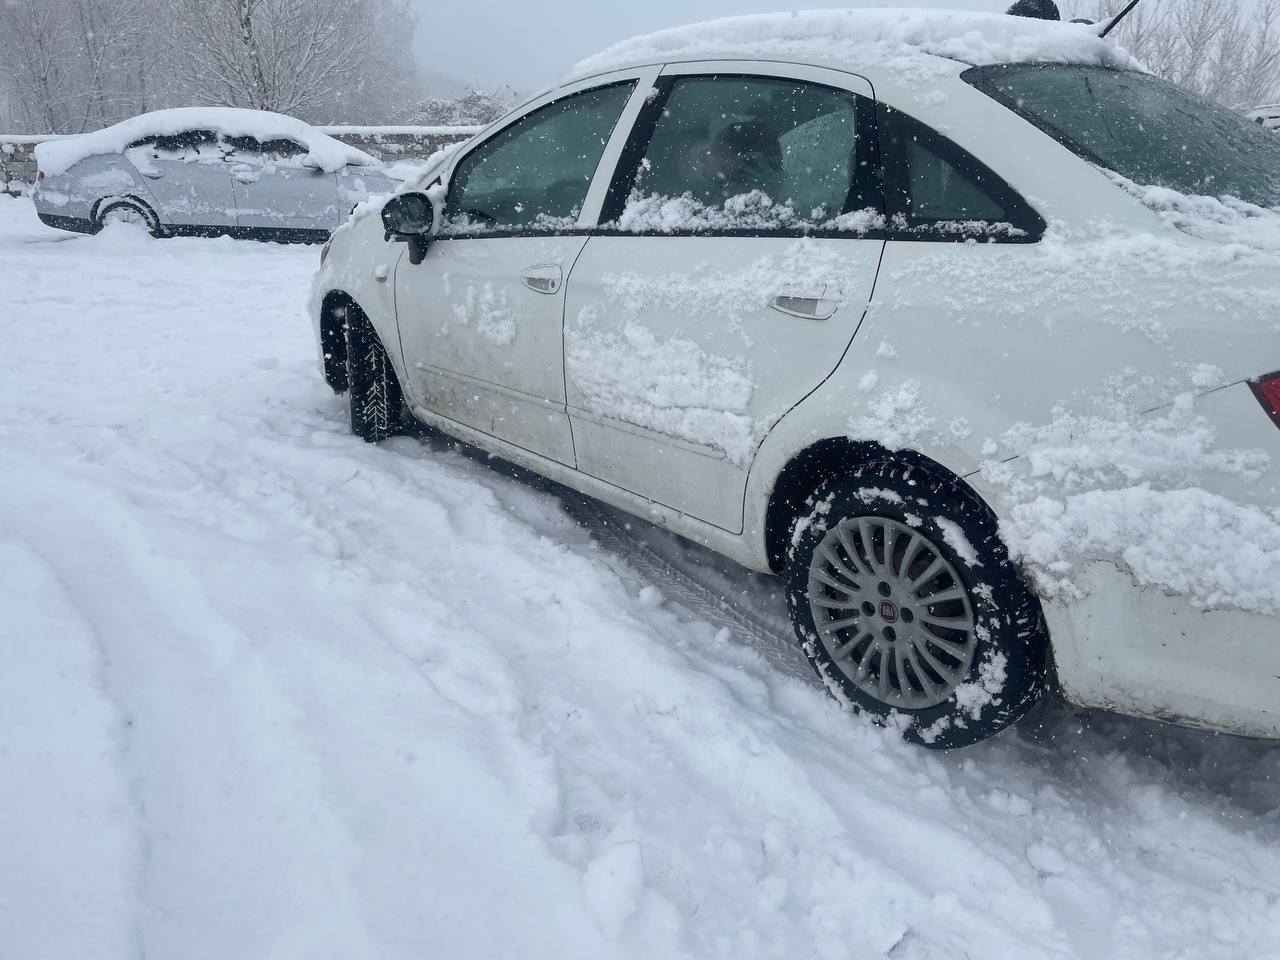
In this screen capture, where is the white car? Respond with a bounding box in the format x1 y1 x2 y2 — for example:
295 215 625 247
32 107 399 241
312 9 1280 748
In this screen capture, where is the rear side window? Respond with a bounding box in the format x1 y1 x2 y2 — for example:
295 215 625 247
446 81 636 232
878 106 1044 240
905 139 1007 221
614 75 881 233
225 135 307 160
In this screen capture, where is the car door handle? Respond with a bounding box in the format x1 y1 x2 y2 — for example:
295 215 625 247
140 170 163 179
769 292 840 320
521 264 562 295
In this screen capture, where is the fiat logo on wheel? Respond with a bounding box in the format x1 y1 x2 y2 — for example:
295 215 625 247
880 600 899 623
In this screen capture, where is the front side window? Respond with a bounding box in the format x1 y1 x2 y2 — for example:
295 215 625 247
138 129 225 165
965 63 1280 208
446 81 636 232
618 75 880 233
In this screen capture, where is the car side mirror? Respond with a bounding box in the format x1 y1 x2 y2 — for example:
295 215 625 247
381 192 438 264
300 155 326 174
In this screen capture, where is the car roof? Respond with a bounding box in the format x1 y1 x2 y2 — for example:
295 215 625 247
568 7 1144 84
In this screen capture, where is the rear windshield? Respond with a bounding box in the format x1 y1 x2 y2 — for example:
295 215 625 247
964 63 1280 208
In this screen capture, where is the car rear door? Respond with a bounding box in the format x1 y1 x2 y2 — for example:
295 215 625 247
562 62 886 532
391 70 655 466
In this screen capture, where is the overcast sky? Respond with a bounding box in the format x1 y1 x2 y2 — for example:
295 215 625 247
413 0 1011 96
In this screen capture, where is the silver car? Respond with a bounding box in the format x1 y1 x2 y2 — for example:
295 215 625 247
32 107 400 242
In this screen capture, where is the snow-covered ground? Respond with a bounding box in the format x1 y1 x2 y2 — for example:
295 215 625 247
2 195 1279 960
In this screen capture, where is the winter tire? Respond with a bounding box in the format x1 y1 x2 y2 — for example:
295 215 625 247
345 307 403 443
784 460 1049 748
94 199 163 237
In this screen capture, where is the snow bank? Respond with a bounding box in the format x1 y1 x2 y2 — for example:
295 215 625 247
573 8 1144 81
34 107 380 177
6 198 1280 960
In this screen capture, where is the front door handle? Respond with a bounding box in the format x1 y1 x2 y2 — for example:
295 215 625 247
521 263 562 295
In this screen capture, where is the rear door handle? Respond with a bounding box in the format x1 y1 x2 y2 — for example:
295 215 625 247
521 263 562 295
769 291 840 320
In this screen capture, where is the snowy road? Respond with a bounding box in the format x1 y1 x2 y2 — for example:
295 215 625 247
2 197 1279 960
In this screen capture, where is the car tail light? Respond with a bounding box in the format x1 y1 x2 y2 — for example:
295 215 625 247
36 170 44 182
1250 371 1280 429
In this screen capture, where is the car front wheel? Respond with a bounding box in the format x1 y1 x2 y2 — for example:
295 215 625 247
344 307 404 443
784 460 1049 748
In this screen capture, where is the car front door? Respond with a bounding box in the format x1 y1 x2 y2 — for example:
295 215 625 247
226 136 340 232
125 129 236 230
393 73 650 466
563 63 886 532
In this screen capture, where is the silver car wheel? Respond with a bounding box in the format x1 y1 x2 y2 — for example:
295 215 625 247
806 516 977 709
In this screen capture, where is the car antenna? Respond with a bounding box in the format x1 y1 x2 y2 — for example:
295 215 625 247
1099 0 1142 37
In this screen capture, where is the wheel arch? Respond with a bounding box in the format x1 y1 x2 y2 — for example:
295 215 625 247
762 437 997 575
318 290 363 392
91 193 160 226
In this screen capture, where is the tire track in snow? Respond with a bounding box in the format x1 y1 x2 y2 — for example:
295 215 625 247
556 494 814 684
0 450 379 960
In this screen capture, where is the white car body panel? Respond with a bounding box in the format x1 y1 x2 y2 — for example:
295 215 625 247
314 52 1280 740
394 234 586 466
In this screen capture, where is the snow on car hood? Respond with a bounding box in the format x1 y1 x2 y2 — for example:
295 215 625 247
571 8 1145 80
33 107 380 177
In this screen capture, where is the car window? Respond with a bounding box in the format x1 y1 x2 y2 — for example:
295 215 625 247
151 130 218 153
878 107 1042 239
225 135 307 161
446 81 636 232
904 139 1007 221
965 63 1280 208
618 75 877 233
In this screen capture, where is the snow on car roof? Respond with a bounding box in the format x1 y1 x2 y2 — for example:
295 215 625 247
34 107 380 177
571 7 1144 81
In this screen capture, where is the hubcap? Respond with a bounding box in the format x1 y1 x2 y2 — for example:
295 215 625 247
805 516 976 709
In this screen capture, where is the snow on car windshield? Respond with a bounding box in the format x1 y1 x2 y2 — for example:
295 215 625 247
33 107 379 177
966 64 1280 209
572 8 1144 81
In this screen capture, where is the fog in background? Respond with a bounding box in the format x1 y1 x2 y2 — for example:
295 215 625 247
412 0 1008 95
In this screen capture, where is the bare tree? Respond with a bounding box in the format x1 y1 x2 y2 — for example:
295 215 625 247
1069 0 1280 109
0 0 156 132
398 90 512 126
163 0 419 122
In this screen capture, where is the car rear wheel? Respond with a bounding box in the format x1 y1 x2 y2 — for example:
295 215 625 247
784 460 1050 748
94 199 163 237
345 307 403 443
